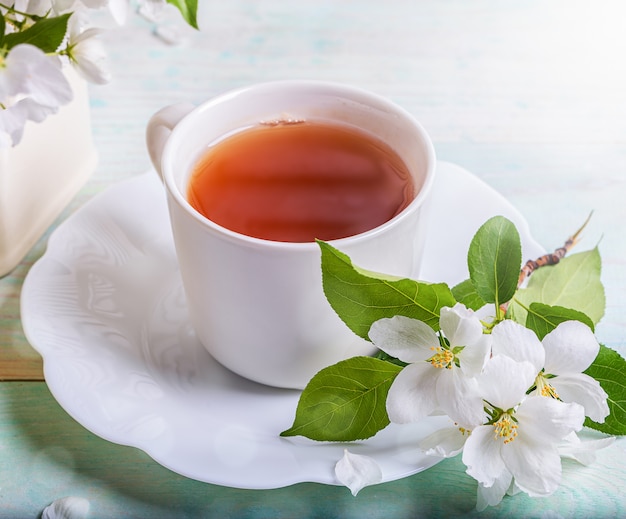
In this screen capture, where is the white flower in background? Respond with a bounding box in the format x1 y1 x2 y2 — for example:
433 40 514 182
335 449 382 496
65 13 111 84
0 44 72 106
369 303 491 428
558 431 615 466
462 355 585 509
12 0 52 16
0 44 72 146
137 0 166 22
51 0 112 15
491 319 609 423
1 0 196 147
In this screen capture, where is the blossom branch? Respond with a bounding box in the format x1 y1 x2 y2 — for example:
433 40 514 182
517 211 593 288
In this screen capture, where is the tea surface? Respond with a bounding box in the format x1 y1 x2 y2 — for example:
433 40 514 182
188 121 415 242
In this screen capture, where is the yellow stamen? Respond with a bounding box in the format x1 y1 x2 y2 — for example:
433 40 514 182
535 374 560 400
429 346 454 369
493 413 518 444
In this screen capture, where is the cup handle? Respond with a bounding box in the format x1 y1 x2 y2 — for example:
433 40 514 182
146 102 195 180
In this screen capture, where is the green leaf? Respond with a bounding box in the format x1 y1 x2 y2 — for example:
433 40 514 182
280 356 402 441
318 241 456 339
467 216 522 307
525 303 594 340
509 248 605 326
0 15 5 45
166 0 199 29
584 345 626 435
4 13 71 53
451 278 487 311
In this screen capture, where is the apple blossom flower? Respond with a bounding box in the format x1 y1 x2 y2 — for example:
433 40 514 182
0 44 72 146
462 355 585 508
65 14 112 84
0 44 72 106
335 449 382 496
491 319 609 423
369 303 491 428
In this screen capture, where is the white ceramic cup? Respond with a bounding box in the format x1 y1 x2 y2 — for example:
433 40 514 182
146 81 436 389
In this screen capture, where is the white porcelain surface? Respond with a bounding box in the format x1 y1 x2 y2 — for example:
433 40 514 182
21 161 543 489
0 67 97 277
147 81 437 388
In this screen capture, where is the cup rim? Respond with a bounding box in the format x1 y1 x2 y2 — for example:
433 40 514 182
160 80 436 250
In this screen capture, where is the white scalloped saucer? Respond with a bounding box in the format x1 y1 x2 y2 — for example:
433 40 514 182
21 161 543 489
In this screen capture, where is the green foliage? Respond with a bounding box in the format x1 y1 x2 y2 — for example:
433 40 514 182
166 0 199 29
467 216 522 308
4 13 71 53
318 240 456 339
283 218 624 444
509 248 605 326
524 302 594 340
280 357 402 441
451 278 486 311
584 345 626 435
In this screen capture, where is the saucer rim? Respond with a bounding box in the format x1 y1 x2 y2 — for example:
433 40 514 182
20 161 544 489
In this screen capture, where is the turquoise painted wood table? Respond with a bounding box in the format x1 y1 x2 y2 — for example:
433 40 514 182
1 1 625 517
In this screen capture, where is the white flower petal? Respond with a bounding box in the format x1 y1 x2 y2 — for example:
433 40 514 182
501 439 562 497
369 316 438 363
420 425 469 458
335 449 382 496
154 24 186 46
42 496 90 519
3 45 72 106
15 97 59 123
21 0 51 16
558 432 615 466
457 334 491 377
462 425 506 487
385 362 439 423
550 373 610 423
479 356 536 410
542 321 600 375
440 303 484 347
67 20 112 85
476 470 513 511
436 367 485 428
516 396 585 444
491 319 545 372
138 0 167 22
0 103 29 146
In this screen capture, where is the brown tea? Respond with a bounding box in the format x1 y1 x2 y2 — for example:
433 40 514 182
187 121 415 242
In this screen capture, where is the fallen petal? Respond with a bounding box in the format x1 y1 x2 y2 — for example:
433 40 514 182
335 449 382 496
42 496 90 519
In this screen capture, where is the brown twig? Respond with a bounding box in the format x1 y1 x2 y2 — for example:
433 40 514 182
498 212 593 317
517 211 593 288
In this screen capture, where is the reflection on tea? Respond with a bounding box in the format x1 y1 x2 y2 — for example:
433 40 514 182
187 120 415 242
